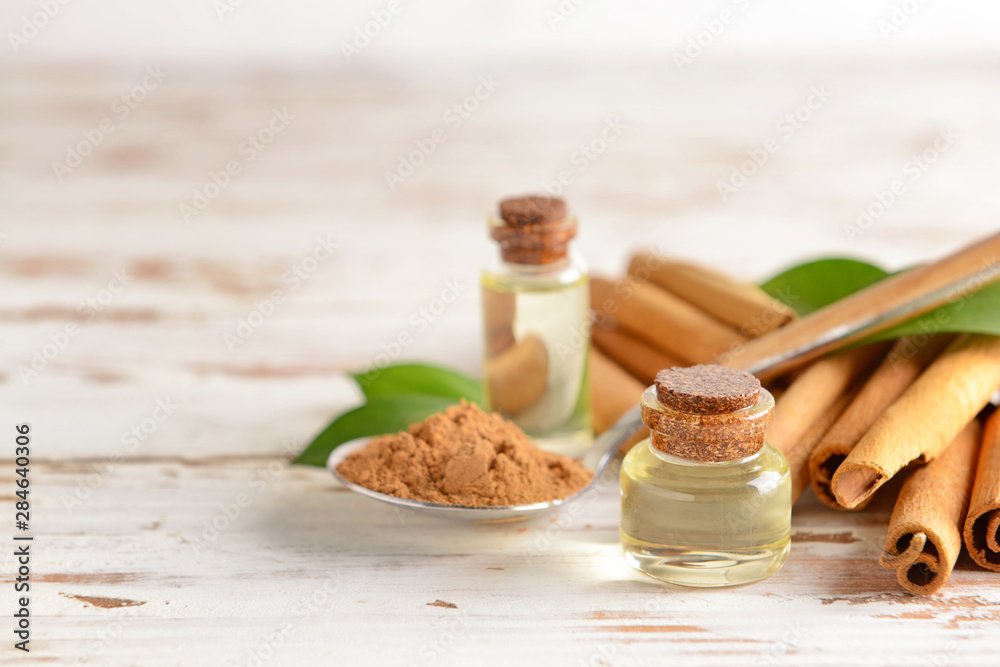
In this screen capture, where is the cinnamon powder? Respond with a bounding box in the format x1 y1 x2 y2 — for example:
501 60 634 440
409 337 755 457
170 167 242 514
336 401 592 507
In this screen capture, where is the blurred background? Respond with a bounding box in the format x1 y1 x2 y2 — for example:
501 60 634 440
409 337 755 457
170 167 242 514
3 1 999 457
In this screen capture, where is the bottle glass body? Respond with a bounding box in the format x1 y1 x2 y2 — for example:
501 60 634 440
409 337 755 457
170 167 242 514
481 253 592 458
620 438 791 587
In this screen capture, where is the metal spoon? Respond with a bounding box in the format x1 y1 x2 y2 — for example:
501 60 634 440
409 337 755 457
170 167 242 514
328 230 1000 521
327 417 628 523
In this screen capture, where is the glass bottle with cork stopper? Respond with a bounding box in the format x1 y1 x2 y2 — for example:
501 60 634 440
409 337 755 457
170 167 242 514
620 364 791 587
481 195 592 458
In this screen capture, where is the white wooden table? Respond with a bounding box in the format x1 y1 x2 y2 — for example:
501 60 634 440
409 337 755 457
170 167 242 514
3 58 1000 665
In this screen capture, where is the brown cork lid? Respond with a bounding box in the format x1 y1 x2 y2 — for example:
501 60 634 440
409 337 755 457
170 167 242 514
641 365 773 463
490 195 576 265
499 196 566 226
655 365 761 414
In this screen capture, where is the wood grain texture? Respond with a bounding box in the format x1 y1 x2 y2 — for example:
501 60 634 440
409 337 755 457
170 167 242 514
4 459 1000 666
3 59 1000 665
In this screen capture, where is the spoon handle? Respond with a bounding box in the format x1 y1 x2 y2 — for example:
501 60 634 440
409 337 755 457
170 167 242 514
589 405 641 477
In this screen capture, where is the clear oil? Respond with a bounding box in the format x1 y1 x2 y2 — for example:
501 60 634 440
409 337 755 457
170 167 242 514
620 439 791 587
481 262 592 458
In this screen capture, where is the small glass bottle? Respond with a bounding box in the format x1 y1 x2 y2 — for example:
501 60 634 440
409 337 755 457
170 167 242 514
481 195 592 458
620 365 791 587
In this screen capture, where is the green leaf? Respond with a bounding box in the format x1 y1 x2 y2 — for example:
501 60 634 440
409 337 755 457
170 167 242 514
350 363 483 404
760 256 1000 341
761 258 888 316
865 279 1000 343
293 394 459 467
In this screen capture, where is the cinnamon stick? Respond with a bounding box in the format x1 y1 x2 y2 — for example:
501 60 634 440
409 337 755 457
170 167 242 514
722 230 1000 381
809 334 955 511
785 385 859 505
482 287 516 358
484 334 548 416
588 348 647 453
591 324 683 386
879 420 981 596
590 276 748 364
628 252 796 336
589 347 644 434
833 335 1000 509
766 343 889 456
964 409 1000 571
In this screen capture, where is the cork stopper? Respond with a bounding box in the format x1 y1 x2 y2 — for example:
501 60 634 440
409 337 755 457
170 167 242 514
655 366 760 414
490 195 577 265
641 365 773 463
499 196 565 226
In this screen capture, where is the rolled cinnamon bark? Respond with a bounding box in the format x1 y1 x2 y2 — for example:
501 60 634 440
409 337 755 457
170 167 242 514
785 384 860 505
879 420 981 596
809 334 955 510
627 252 796 337
482 287 516 358
589 347 644 434
833 335 1000 509
485 334 548 416
591 324 684 385
766 343 889 457
590 276 748 364
964 409 1000 571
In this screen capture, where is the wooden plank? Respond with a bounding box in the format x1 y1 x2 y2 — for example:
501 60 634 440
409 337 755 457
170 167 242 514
3 60 1000 662
4 460 999 665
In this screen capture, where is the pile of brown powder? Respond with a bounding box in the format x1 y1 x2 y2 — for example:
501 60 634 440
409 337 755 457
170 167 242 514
336 401 593 507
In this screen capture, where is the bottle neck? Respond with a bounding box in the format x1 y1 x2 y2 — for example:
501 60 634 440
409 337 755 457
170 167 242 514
499 255 572 275
647 437 762 467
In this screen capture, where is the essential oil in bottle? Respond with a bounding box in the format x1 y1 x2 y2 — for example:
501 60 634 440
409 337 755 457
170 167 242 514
620 365 791 587
481 196 592 458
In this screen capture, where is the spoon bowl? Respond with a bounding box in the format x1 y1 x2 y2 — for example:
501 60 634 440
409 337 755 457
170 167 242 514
326 418 633 522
